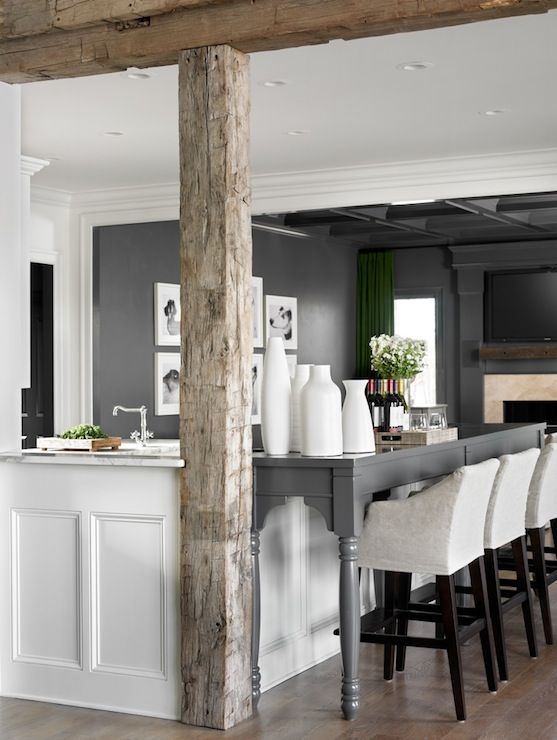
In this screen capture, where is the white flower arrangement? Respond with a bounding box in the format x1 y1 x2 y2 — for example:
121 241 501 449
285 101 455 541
369 334 426 379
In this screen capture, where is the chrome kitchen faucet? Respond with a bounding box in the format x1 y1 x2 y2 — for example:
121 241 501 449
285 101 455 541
112 405 154 446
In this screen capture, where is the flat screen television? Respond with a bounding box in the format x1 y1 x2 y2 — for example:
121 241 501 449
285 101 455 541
484 268 557 342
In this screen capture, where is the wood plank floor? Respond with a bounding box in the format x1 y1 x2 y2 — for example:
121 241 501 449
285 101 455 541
3 598 557 740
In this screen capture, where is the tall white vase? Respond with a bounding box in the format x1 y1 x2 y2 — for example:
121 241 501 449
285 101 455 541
290 364 312 452
300 365 343 457
261 337 291 455
342 379 375 454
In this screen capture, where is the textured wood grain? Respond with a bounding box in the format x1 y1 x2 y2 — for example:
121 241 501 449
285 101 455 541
179 44 253 730
2 0 227 38
480 343 557 360
2 0 557 82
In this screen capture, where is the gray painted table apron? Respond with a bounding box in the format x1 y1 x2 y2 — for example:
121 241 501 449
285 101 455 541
251 422 545 720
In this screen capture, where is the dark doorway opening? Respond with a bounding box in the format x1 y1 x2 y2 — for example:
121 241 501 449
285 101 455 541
21 263 54 448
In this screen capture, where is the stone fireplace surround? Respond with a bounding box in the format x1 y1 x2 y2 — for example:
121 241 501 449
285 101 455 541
484 374 557 422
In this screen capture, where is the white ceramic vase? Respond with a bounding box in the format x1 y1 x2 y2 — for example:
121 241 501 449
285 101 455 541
261 337 291 455
300 365 343 457
290 364 312 452
342 379 375 453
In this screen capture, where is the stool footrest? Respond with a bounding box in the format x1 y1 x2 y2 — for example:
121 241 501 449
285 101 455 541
359 632 447 650
500 591 527 612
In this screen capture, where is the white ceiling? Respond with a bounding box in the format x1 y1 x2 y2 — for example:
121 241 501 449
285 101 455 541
21 10 557 193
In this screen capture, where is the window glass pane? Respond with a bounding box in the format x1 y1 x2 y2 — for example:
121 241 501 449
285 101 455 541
394 297 436 405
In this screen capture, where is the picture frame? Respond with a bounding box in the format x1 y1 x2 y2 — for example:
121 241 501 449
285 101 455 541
286 354 297 378
251 354 263 424
154 282 180 346
252 276 264 348
155 352 180 415
265 294 298 350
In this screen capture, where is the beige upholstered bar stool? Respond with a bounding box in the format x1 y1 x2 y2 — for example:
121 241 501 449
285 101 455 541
358 458 500 722
523 440 557 644
481 448 540 681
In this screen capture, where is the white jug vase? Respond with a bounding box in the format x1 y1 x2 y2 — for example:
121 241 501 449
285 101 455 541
300 365 343 457
290 364 312 452
261 337 291 455
342 379 375 453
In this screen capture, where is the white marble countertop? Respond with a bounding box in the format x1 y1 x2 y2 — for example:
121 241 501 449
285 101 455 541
0 442 184 468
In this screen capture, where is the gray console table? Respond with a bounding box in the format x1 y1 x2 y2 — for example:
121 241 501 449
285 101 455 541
251 422 546 720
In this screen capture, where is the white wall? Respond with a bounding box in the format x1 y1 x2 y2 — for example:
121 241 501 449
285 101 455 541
0 84 22 452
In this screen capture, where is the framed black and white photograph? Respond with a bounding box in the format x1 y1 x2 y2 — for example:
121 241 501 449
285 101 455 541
155 352 180 415
252 276 264 348
251 354 263 425
265 294 298 350
154 282 180 346
286 354 297 378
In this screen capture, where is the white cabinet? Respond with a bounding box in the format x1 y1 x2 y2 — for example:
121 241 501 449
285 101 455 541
0 457 361 717
0 462 181 718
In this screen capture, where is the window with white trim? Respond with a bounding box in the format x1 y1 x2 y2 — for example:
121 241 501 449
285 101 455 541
394 296 437 406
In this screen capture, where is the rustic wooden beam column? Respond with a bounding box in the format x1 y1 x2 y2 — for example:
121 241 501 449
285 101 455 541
178 45 253 730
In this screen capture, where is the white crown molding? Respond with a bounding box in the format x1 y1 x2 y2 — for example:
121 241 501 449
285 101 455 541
31 185 72 207
251 147 557 214
21 155 50 178
71 182 179 215
31 147 557 217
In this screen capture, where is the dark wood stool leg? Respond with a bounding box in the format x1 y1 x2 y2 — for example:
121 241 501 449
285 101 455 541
383 571 397 681
511 535 539 658
438 574 466 721
484 548 508 681
469 556 498 693
395 572 412 672
550 519 557 553
435 575 444 639
529 527 553 645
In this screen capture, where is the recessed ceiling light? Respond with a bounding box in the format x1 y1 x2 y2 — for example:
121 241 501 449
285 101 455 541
480 108 510 116
396 61 434 72
125 67 151 80
286 129 310 136
103 131 124 137
261 80 288 88
390 198 436 206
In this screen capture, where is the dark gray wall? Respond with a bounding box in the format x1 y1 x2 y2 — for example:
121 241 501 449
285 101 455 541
93 221 180 439
252 229 359 447
393 246 459 422
93 221 359 442
393 241 557 425
451 241 557 423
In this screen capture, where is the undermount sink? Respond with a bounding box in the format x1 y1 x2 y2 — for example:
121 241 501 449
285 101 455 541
109 439 180 456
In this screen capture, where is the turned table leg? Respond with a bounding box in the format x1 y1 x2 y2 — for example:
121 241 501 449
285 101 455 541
251 528 261 707
339 536 360 720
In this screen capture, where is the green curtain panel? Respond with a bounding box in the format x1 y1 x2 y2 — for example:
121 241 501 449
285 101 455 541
356 251 394 377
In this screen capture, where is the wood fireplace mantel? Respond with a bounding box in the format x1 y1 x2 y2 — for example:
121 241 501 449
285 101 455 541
480 344 557 360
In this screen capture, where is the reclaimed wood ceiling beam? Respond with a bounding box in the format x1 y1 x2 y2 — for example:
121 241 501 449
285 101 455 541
1 0 227 39
2 0 557 82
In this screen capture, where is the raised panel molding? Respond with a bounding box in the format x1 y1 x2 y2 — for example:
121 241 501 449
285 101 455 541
259 498 308 657
11 508 82 669
90 512 167 680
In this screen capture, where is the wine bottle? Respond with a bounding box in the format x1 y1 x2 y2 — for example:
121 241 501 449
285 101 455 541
373 379 384 430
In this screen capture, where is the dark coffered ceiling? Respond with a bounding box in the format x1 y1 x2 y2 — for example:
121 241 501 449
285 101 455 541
252 191 557 250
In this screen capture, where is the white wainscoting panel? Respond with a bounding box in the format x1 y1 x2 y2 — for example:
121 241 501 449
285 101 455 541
90 513 166 679
260 498 342 691
11 508 81 668
260 498 307 653
0 463 181 719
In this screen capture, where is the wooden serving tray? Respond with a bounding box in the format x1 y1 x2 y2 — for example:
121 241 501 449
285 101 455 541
37 436 122 451
374 427 458 446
